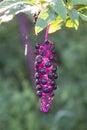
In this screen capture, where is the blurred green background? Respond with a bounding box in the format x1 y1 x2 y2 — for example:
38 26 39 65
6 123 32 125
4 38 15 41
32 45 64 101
0 15 87 130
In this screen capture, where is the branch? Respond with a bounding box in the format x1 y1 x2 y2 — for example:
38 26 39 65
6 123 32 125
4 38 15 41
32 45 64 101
17 13 35 86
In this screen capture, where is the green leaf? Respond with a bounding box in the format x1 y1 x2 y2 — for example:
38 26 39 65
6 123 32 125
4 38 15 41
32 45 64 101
0 0 37 23
51 0 66 21
67 9 79 30
79 13 87 21
49 16 63 33
79 7 87 21
38 0 46 4
71 0 87 5
0 0 36 10
35 6 57 35
0 0 36 13
65 19 74 28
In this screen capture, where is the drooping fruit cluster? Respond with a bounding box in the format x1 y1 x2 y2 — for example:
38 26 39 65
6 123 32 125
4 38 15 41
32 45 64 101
34 40 58 112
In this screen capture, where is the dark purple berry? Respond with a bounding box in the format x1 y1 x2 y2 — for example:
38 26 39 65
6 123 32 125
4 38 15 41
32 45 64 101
41 79 47 85
45 40 50 44
52 50 56 54
54 73 58 79
48 72 53 79
35 79 39 85
50 80 55 86
37 91 42 97
40 50 46 56
49 54 55 61
43 87 50 93
45 61 51 68
52 65 57 72
36 85 42 90
49 45 55 51
40 68 46 74
35 73 39 79
35 43 40 49
37 57 42 64
53 85 57 90
50 92 54 97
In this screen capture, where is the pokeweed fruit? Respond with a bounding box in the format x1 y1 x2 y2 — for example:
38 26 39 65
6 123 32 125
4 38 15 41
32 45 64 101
34 25 58 112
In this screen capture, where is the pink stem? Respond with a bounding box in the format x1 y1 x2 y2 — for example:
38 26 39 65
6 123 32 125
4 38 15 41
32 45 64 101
45 24 50 41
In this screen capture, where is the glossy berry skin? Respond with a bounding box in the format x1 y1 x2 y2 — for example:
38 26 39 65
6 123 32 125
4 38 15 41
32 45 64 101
37 57 42 64
48 72 53 79
41 78 47 85
49 54 55 61
37 91 42 97
40 68 46 74
35 73 39 79
50 80 55 86
36 85 42 90
45 61 51 68
43 87 50 93
52 64 57 72
35 40 58 112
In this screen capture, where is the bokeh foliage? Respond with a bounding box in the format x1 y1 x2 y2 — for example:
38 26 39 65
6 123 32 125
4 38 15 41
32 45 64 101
0 16 87 130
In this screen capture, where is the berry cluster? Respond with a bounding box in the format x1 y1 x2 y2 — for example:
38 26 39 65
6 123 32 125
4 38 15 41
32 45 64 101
34 40 58 112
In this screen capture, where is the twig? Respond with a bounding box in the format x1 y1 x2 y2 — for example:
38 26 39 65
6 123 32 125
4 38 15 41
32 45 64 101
17 13 35 86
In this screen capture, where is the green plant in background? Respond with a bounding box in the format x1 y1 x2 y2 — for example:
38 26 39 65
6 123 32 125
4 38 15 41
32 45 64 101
0 0 87 130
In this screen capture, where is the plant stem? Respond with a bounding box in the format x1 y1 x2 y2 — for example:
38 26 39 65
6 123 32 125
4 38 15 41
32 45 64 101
17 13 35 86
45 24 50 42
